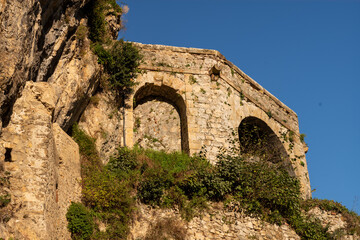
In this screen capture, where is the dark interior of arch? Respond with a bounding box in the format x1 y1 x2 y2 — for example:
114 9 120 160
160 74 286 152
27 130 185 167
134 83 189 154
238 116 295 176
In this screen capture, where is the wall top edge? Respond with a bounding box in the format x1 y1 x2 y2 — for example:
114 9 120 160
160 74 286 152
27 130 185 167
132 42 298 118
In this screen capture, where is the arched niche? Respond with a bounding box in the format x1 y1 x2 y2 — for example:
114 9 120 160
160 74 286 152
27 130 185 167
238 116 294 175
133 83 189 154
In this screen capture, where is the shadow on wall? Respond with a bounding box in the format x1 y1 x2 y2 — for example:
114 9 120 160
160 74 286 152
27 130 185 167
133 83 189 154
238 116 295 176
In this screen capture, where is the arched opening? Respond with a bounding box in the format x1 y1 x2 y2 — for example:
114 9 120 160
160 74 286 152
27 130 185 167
133 83 189 154
238 116 294 175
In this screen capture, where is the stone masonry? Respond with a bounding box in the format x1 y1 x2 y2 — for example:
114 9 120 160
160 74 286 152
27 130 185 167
122 43 311 198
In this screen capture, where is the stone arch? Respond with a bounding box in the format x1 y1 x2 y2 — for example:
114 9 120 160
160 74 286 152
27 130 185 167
133 83 189 154
238 116 295 175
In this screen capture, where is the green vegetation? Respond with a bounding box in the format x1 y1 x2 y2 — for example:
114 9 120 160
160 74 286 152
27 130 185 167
66 202 94 240
83 0 142 100
189 75 197 84
92 40 142 99
76 24 88 42
69 125 359 240
70 124 134 239
133 117 141 132
0 194 10 208
0 170 11 223
266 110 272 119
302 199 360 236
300 133 306 143
87 0 122 43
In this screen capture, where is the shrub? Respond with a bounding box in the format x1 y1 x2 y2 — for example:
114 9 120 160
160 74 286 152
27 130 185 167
0 194 10 208
87 0 122 43
76 25 88 42
300 133 306 143
71 124 102 178
86 0 142 101
82 169 133 211
92 40 142 99
71 124 99 164
302 198 360 236
107 147 138 175
289 214 332 240
66 202 94 240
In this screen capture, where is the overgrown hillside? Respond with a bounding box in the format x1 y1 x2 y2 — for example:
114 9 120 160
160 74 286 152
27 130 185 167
68 125 360 240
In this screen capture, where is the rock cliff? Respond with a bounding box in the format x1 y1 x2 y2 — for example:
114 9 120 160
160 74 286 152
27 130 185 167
0 0 119 238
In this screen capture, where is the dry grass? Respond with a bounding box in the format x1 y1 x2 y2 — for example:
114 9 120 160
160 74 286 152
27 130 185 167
144 216 187 240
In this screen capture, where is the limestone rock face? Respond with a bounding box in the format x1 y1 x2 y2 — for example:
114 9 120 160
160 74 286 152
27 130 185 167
0 1 118 238
0 0 101 134
79 91 124 163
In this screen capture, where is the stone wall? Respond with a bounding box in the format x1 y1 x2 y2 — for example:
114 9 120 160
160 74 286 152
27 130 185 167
129 204 359 240
0 82 81 240
121 43 311 198
134 100 181 152
129 204 301 240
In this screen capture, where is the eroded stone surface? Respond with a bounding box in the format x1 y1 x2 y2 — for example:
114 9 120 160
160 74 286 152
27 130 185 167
134 100 181 152
0 82 81 240
129 204 301 240
0 0 90 133
79 90 124 163
53 123 82 239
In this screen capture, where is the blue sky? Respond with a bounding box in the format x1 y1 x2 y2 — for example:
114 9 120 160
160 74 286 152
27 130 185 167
119 0 360 213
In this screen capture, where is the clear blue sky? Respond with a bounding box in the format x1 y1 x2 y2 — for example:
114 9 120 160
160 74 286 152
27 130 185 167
118 0 360 213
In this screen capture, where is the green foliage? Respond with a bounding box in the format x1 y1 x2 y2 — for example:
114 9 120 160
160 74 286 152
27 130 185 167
0 194 10 208
71 126 134 239
82 169 133 211
87 0 121 43
300 133 306 143
266 111 272 118
76 25 88 42
86 0 141 100
302 198 360 236
92 40 142 98
133 117 141 132
71 124 98 161
71 123 101 175
71 127 349 239
217 157 301 220
189 75 197 84
66 202 94 240
289 214 332 240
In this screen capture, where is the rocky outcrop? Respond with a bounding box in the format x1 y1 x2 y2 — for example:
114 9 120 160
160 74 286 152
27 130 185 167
79 90 124 163
0 0 120 238
0 0 85 132
0 0 123 134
